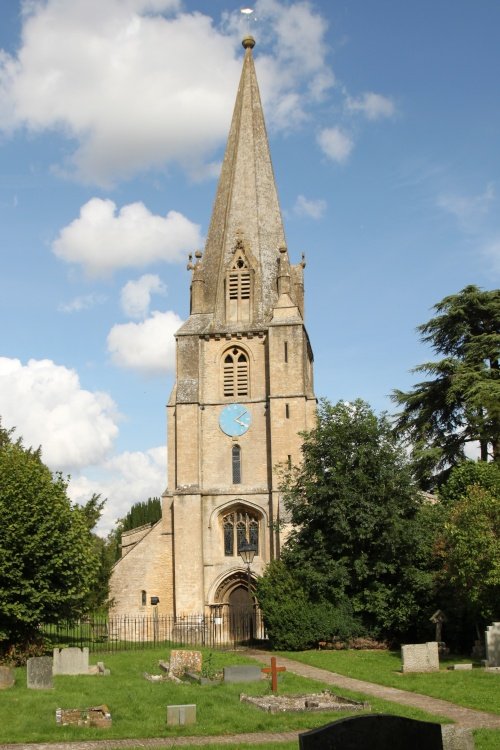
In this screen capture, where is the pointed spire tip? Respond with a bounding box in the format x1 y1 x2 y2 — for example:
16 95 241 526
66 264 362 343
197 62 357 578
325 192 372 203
242 35 255 50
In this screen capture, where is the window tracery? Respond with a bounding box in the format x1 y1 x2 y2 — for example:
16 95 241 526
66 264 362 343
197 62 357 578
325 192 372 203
223 347 249 397
222 507 259 557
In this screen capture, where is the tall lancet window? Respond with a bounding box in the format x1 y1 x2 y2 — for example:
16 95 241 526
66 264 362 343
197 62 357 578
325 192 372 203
223 347 249 397
232 444 241 484
226 243 253 322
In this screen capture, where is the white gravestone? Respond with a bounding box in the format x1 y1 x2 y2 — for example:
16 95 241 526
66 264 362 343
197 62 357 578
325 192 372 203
485 622 500 668
53 647 90 675
401 642 439 673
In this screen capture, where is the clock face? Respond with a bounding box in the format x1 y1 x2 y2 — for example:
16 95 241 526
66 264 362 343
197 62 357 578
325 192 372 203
219 403 252 437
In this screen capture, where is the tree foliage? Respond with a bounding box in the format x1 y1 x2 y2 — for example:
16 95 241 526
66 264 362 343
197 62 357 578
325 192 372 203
275 399 436 639
435 462 500 627
0 423 101 645
392 285 500 486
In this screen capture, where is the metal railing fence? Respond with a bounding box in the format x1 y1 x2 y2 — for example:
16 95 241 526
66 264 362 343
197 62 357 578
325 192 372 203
41 611 267 653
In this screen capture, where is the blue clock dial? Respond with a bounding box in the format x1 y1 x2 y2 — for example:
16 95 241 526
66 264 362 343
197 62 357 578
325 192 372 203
219 403 252 437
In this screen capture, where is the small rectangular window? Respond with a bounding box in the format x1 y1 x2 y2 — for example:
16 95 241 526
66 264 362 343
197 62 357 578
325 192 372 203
284 341 288 363
287 455 292 470
141 590 147 606
285 403 290 419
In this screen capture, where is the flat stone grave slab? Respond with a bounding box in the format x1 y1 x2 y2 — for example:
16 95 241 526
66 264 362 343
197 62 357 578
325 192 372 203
53 647 89 675
56 705 111 728
299 714 443 750
241 691 369 714
447 663 473 671
27 656 53 689
0 666 15 689
166 704 196 726
169 650 202 678
401 641 439 673
224 665 262 683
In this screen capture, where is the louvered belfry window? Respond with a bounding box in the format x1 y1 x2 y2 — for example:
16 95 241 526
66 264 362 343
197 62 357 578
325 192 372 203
223 347 249 397
226 250 252 322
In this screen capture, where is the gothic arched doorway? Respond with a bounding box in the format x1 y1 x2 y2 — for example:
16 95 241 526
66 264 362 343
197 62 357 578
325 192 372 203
212 571 257 644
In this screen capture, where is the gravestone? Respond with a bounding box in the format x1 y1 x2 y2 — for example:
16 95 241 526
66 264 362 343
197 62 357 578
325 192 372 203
53 647 89 675
223 665 262 683
166 704 196 726
27 656 53 689
485 622 500 667
299 714 444 750
169 650 202 678
0 665 15 689
401 641 439 673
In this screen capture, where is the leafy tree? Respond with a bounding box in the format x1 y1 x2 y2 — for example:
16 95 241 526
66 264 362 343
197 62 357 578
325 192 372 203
0 423 100 646
435 462 500 630
257 560 364 650
392 285 500 486
279 399 436 639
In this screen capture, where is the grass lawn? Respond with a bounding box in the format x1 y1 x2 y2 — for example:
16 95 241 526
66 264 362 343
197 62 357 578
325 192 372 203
1 646 451 744
2 647 498 750
277 649 500 716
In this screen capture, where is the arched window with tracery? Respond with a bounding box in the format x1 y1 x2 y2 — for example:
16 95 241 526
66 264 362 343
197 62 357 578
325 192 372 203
223 347 249 397
222 507 259 557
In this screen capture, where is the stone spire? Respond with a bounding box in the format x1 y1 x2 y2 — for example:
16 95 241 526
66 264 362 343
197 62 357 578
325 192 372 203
200 35 287 327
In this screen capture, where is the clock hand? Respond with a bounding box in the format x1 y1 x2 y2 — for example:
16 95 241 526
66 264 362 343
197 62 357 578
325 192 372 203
234 410 248 426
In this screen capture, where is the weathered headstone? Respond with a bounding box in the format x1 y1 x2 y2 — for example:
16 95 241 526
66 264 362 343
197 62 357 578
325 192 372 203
169 650 202 678
299 715 444 750
223 665 262 683
447 663 473 671
0 665 15 689
441 726 475 750
166 704 196 726
485 622 500 667
27 656 53 689
56 705 111 728
53 647 89 675
401 641 439 673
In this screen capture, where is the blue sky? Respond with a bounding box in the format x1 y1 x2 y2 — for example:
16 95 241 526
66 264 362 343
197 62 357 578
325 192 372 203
1 0 498 533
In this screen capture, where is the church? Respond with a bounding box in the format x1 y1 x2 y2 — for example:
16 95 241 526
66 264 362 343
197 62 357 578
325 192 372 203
109 35 316 621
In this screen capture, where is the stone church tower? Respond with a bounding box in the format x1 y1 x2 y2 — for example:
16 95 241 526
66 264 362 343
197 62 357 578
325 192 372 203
110 36 316 619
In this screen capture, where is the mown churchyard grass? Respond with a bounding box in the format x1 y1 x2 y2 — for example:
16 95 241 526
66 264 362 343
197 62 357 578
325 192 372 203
279 649 500 715
1 646 448 744
1 647 498 750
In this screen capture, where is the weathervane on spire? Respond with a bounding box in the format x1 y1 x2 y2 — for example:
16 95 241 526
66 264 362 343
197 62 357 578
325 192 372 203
240 7 257 34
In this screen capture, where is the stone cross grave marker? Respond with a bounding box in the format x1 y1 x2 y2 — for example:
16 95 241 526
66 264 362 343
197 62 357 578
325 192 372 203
430 609 447 643
0 665 15 689
299 714 444 750
485 622 500 667
261 656 286 692
27 656 53 689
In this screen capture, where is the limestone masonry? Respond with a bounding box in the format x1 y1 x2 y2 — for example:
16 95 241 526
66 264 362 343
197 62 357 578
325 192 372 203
109 35 316 620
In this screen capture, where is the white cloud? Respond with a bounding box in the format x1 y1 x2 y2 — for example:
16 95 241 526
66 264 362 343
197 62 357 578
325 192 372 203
317 127 353 163
67 446 166 535
121 274 166 319
58 292 107 313
52 198 202 277
294 194 326 219
107 310 182 374
346 92 395 120
437 183 495 231
0 0 333 184
0 357 119 471
482 236 500 276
